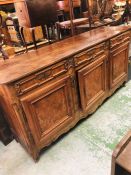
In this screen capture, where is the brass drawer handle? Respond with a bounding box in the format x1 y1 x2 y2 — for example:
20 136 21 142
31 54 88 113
37 71 51 80
116 35 123 42
37 73 46 80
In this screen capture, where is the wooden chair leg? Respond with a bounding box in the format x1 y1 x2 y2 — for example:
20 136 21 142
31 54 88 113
45 25 51 43
51 25 55 40
0 46 9 60
31 28 37 49
19 27 28 52
56 23 61 40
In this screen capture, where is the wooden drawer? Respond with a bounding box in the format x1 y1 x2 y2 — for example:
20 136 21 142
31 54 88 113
110 31 131 49
74 42 107 67
13 59 74 96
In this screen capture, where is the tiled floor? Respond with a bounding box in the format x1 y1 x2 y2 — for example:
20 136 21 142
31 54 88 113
0 63 131 175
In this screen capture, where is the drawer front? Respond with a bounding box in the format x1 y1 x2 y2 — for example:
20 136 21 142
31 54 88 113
13 59 74 96
110 31 131 49
74 42 108 67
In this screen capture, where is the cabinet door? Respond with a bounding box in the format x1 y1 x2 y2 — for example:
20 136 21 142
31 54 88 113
78 55 107 112
20 76 75 148
110 44 129 89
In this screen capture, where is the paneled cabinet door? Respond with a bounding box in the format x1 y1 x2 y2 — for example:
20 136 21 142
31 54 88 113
20 76 75 148
78 55 107 112
110 44 129 89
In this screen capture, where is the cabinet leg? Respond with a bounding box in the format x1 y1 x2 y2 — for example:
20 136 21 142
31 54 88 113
33 153 40 162
122 82 126 87
31 149 40 162
15 136 19 143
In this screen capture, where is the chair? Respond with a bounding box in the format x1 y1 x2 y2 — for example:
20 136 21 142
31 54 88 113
0 18 9 60
57 0 81 13
20 26 45 50
5 17 22 45
5 16 46 51
56 0 88 39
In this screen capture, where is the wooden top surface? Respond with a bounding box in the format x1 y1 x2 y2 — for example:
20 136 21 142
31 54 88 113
0 26 130 84
116 141 131 173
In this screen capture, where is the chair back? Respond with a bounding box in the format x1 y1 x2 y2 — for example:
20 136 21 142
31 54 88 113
5 17 19 43
57 0 81 12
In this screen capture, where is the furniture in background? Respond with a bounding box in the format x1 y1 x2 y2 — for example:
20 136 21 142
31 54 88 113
0 0 122 42
20 26 44 51
56 17 88 39
0 0 47 50
5 16 22 46
0 15 15 59
0 44 15 59
111 130 131 175
14 0 57 45
57 0 82 19
57 0 89 39
0 13 12 46
122 0 131 24
56 0 116 37
86 0 115 27
4 15 45 51
0 26 130 161
0 29 9 60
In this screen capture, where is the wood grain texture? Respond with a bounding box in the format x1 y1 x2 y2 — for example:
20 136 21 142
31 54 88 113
0 27 130 161
0 26 130 84
78 54 107 113
20 75 75 148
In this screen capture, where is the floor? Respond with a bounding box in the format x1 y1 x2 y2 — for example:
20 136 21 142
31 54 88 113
0 65 131 175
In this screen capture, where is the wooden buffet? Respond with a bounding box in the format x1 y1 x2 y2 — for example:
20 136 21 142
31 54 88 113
0 26 130 161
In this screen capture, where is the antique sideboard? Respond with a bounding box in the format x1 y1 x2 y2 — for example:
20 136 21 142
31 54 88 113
0 26 130 161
